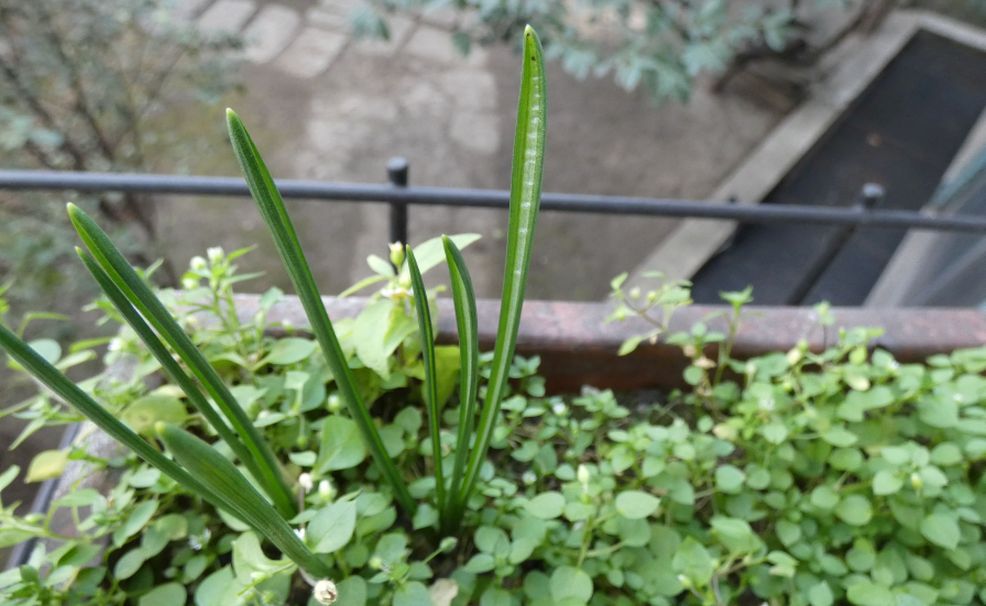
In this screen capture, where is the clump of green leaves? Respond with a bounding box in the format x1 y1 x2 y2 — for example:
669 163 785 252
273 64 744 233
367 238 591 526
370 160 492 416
0 24 547 604
6 264 986 604
363 0 825 102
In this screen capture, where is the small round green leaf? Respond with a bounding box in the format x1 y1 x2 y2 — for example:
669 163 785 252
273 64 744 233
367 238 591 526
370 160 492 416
266 337 317 365
920 512 960 550
122 395 187 435
315 416 368 473
25 449 68 483
714 465 746 494
615 490 661 519
872 470 903 496
550 566 593 603
138 582 185 606
835 495 873 526
846 581 894 606
525 492 565 519
309 499 357 554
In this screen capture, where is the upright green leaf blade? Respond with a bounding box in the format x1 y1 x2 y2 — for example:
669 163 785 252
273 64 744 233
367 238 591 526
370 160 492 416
405 246 446 514
225 109 414 515
441 236 480 530
67 204 296 519
457 24 546 513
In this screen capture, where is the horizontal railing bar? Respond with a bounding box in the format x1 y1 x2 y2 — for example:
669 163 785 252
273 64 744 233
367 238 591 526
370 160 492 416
2 169 985 233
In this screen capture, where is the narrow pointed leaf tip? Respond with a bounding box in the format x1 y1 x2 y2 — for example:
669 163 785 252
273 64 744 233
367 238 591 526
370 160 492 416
225 109 416 515
451 24 546 526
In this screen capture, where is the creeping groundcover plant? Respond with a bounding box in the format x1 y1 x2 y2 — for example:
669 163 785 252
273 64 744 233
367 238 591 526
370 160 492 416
1 26 986 606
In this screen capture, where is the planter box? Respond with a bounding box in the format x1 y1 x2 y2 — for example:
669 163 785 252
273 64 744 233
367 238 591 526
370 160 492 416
243 294 986 391
8 295 986 569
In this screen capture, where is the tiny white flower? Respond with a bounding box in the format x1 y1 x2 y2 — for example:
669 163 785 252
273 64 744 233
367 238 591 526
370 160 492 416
190 256 207 271
551 402 567 416
313 579 338 605
295 527 306 540
182 277 199 290
298 473 313 492
318 479 336 500
107 338 122 352
577 464 590 485
207 247 224 264
522 471 536 485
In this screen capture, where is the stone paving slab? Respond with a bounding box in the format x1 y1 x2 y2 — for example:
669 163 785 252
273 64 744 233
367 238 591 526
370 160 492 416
350 15 416 56
160 0 789 300
174 0 214 20
242 4 301 63
275 26 348 78
404 25 485 65
197 0 256 34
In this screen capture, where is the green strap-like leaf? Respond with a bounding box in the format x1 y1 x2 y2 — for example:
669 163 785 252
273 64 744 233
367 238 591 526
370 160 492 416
67 204 296 519
457 25 546 511
157 424 331 578
225 109 415 515
76 248 250 467
0 321 330 579
405 246 446 514
441 236 480 530
0 323 203 493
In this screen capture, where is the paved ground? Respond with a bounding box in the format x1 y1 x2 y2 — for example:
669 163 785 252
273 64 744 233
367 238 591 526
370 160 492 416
153 0 789 301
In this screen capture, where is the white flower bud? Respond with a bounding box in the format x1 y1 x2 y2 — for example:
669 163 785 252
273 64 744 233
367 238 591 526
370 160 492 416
318 479 336 500
207 247 224 264
388 242 405 268
327 394 342 413
577 464 590 485
298 473 313 492
313 579 338 605
190 256 207 271
182 277 199 290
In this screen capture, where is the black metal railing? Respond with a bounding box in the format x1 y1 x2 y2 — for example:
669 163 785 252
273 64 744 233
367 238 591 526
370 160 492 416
3 162 986 247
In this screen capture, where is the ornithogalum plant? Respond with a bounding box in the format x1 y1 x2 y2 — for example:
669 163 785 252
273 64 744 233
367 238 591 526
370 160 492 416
0 24 546 597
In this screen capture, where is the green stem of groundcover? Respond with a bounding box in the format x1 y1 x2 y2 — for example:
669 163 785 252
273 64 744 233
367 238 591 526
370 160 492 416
67 204 297 519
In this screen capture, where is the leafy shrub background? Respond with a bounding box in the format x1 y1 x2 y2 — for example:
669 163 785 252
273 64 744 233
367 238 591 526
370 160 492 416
1 256 986 605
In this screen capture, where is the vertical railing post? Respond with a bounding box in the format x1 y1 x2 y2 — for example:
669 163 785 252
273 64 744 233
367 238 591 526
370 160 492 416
788 182 885 304
857 182 885 215
387 157 409 247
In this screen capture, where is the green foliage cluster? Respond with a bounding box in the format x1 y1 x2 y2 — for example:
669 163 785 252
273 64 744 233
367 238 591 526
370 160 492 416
362 0 828 102
4 254 986 605
0 0 240 312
